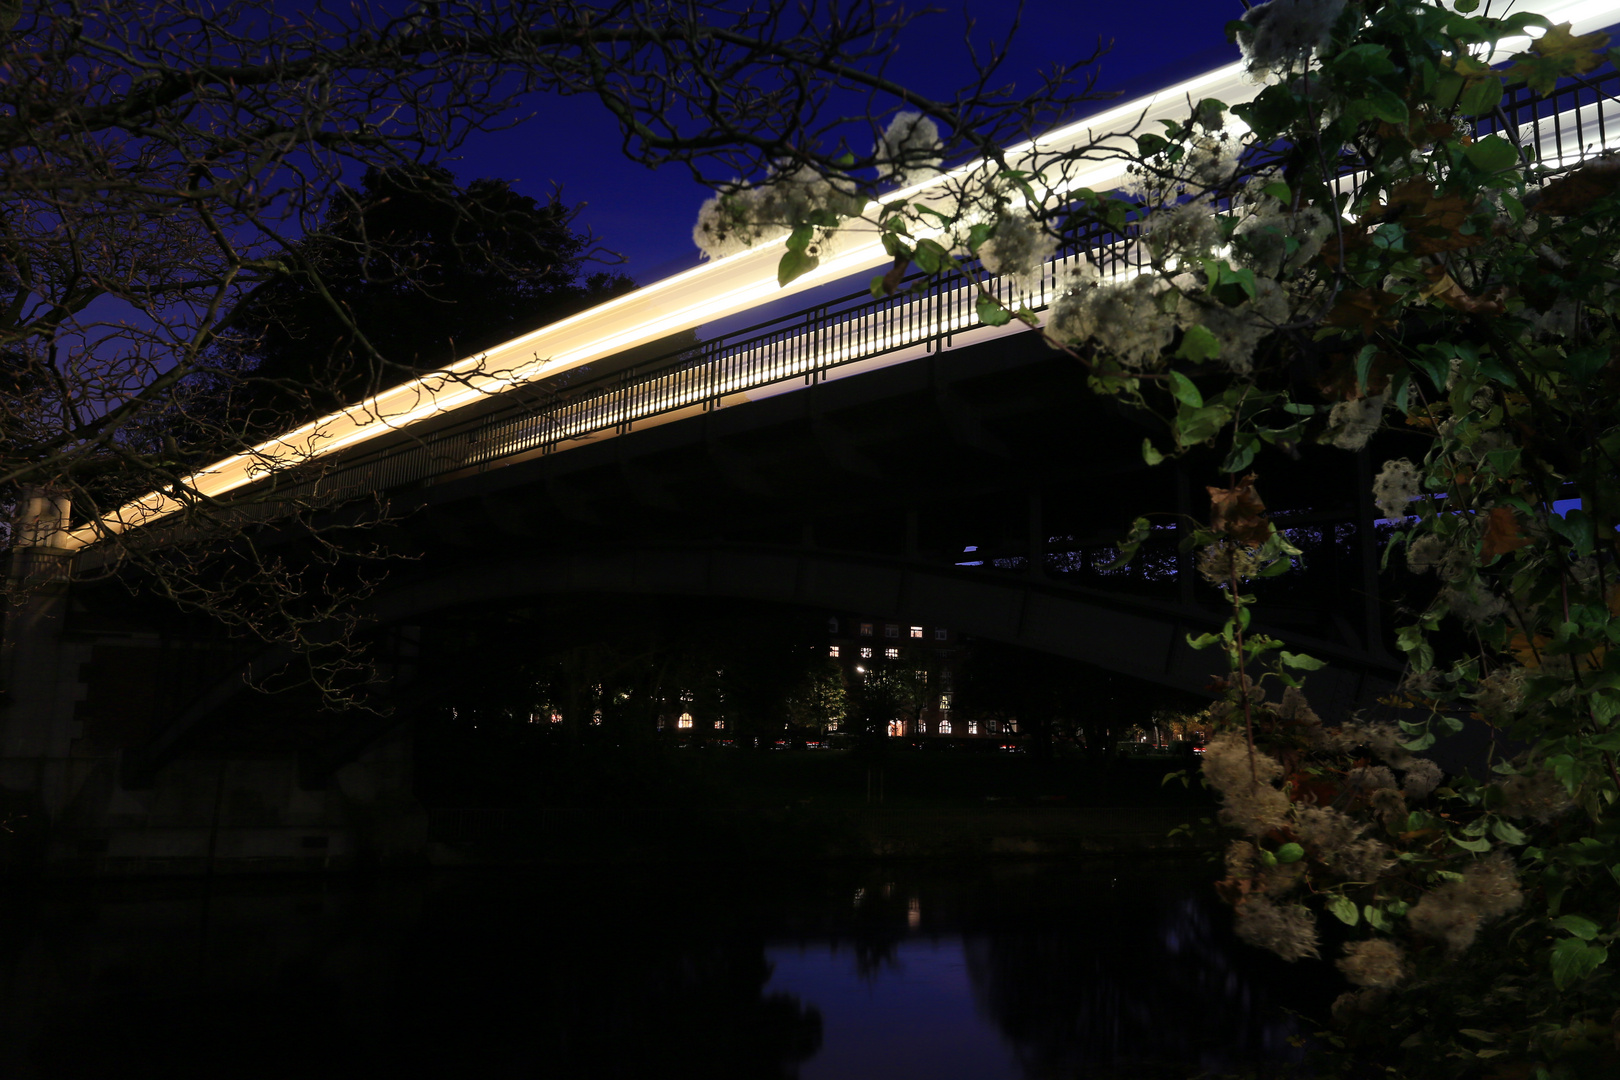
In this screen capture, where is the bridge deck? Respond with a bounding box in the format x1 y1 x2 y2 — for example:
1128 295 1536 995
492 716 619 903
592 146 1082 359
62 0 1620 546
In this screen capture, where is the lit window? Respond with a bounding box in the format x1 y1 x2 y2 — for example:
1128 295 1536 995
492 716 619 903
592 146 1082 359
829 645 840 658
885 647 898 659
859 623 873 637
714 720 725 730
677 712 694 729
860 647 872 658
935 628 947 641
888 720 903 738
939 694 952 710
969 721 979 735
910 626 923 638
680 690 694 702
885 625 898 638
939 720 952 735
988 719 998 734
918 721 927 734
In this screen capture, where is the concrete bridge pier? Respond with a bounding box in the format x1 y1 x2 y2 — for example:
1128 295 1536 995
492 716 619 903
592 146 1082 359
2 536 425 876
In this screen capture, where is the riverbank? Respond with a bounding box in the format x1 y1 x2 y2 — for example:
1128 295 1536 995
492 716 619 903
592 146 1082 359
425 804 1218 866
7 748 1218 878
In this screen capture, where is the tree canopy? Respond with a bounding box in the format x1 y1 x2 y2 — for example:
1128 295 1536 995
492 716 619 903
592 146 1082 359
231 164 635 420
0 0 1096 687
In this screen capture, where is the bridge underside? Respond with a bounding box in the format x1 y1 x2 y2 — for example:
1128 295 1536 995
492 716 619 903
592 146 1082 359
1 290 1421 874
75 325 1409 782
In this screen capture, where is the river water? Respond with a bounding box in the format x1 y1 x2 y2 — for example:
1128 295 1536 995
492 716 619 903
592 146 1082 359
0 859 1335 1078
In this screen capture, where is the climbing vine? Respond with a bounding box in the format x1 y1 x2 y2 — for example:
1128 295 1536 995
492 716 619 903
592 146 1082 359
707 1 1620 1073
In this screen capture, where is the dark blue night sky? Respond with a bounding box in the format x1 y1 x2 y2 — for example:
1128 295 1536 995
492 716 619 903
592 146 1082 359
450 2 1244 286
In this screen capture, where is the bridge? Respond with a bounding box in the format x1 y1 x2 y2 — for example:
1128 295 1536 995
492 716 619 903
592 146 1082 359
5 0 1618 873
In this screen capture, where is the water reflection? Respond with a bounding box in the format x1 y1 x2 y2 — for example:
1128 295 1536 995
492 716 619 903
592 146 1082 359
0 862 1330 1079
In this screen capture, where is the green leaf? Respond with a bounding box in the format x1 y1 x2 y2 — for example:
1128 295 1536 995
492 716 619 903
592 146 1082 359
1261 181 1292 204
1103 516 1154 572
1567 346 1608 384
1327 894 1360 926
1459 1028 1498 1042
1459 78 1503 116
1551 937 1609 990
1367 89 1410 125
1278 651 1326 671
870 275 891 298
1176 324 1221 362
967 222 996 255
1142 438 1166 466
1201 259 1258 304
912 238 947 275
976 294 1013 327
778 248 819 287
1220 435 1258 475
1491 820 1529 846
1465 135 1520 173
1354 344 1379 394
1175 404 1234 446
1364 905 1391 932
785 224 815 253
1552 914 1602 941
1168 371 1204 408
1275 842 1305 864
1450 834 1492 853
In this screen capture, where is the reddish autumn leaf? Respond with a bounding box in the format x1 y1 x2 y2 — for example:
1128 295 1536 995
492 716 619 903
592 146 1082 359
1363 178 1481 255
1533 159 1620 216
1319 348 1403 397
1480 505 1532 562
1325 288 1400 337
1505 22 1610 95
1420 266 1506 316
1207 473 1273 547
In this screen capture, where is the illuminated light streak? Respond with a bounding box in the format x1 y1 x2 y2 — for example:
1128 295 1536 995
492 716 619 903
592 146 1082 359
74 0 1620 545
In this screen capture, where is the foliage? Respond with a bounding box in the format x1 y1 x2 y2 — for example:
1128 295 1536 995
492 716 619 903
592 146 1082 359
0 0 1094 700
230 164 635 423
784 659 849 734
715 0 1620 1073
847 647 932 744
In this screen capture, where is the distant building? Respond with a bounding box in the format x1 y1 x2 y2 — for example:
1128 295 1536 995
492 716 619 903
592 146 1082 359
823 615 1012 738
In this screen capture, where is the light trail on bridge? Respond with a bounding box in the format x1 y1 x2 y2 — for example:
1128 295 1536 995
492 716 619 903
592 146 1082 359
65 0 1620 548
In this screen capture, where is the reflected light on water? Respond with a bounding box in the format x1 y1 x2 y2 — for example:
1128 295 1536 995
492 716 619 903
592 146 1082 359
768 940 1021 1080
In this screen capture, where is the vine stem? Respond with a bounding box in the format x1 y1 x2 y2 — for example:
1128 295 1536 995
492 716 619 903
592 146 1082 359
1230 559 1259 786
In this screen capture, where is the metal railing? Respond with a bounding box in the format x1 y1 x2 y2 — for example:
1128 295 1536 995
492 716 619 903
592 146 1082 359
254 68 1620 508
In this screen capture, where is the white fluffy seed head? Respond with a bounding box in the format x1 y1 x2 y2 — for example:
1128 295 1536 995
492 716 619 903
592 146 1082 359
978 213 1058 294
1239 0 1347 75
1373 459 1423 520
877 112 944 189
1325 395 1385 450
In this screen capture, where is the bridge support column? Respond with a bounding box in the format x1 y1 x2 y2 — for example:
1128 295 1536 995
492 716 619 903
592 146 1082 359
1027 491 1047 580
1 490 96 836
